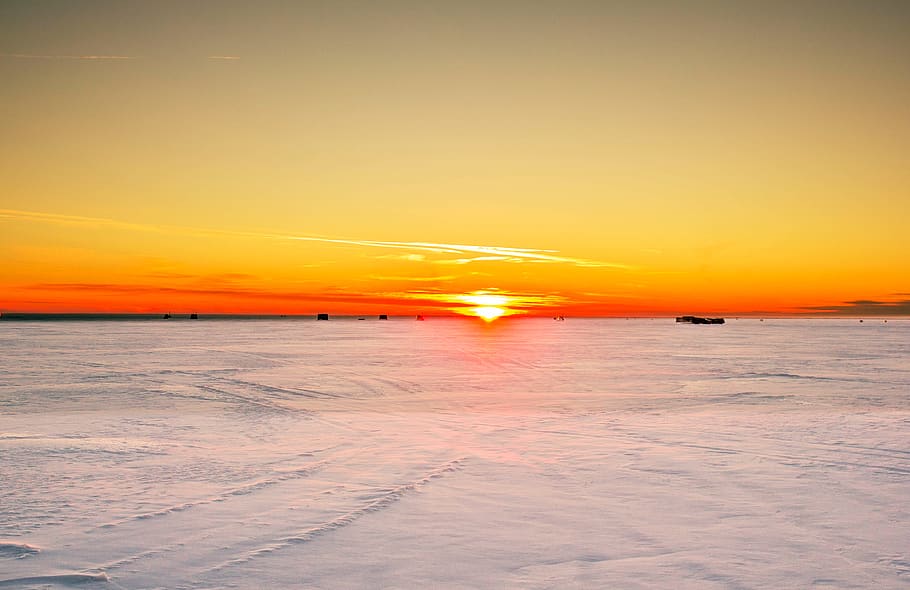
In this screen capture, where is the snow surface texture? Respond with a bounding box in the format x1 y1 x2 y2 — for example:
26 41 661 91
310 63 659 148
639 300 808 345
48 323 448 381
1 318 908 589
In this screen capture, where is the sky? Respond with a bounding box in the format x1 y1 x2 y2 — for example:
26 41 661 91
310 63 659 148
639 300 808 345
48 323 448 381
2 0 909 317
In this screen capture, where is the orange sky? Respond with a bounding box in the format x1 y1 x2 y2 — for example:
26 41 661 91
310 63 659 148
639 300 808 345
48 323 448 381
2 1 909 317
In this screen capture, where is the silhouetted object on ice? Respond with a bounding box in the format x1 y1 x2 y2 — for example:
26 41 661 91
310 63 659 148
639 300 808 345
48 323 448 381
190 313 198 320
553 315 565 321
676 315 725 324
162 313 171 320
379 314 388 320
317 313 329 321
416 315 425 321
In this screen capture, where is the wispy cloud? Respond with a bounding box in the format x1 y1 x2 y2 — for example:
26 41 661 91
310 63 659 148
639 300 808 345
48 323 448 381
1 53 241 62
0 208 263 241
368 275 458 282
0 53 135 60
0 208 629 270
286 236 628 268
16 282 463 310
578 291 644 300
377 253 427 262
12 281 573 316
435 256 514 265
0 208 166 233
800 298 910 316
141 271 198 281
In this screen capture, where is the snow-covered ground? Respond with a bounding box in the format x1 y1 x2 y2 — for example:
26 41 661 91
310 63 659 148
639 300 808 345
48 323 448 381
1 318 908 589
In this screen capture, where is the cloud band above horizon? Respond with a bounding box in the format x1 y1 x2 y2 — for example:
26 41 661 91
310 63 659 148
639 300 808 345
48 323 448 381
0 208 629 269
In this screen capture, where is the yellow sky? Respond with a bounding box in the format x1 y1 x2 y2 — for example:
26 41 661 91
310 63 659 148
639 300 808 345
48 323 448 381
2 1 909 316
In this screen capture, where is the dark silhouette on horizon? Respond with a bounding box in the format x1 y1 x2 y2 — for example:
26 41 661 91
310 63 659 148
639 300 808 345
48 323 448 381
676 315 725 324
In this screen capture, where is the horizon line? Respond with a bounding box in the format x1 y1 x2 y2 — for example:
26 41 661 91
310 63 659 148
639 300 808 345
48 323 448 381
1 312 906 321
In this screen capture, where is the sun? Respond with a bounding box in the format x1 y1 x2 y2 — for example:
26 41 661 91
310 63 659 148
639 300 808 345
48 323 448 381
462 293 509 307
458 291 510 321
448 290 524 321
472 306 506 322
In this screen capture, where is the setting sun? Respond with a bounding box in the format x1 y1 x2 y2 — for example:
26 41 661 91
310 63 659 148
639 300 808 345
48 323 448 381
452 291 517 320
461 293 509 308
472 306 506 322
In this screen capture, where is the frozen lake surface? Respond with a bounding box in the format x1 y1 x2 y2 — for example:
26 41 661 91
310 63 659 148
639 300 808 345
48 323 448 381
1 318 908 589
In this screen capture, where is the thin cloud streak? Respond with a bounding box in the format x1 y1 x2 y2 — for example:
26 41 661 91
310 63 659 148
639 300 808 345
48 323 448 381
286 236 628 268
1 53 135 60
369 275 458 282
377 254 427 262
801 299 910 316
0 208 278 241
1 53 241 61
16 282 472 310
435 256 513 265
0 208 629 270
14 281 571 315
0 208 168 233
